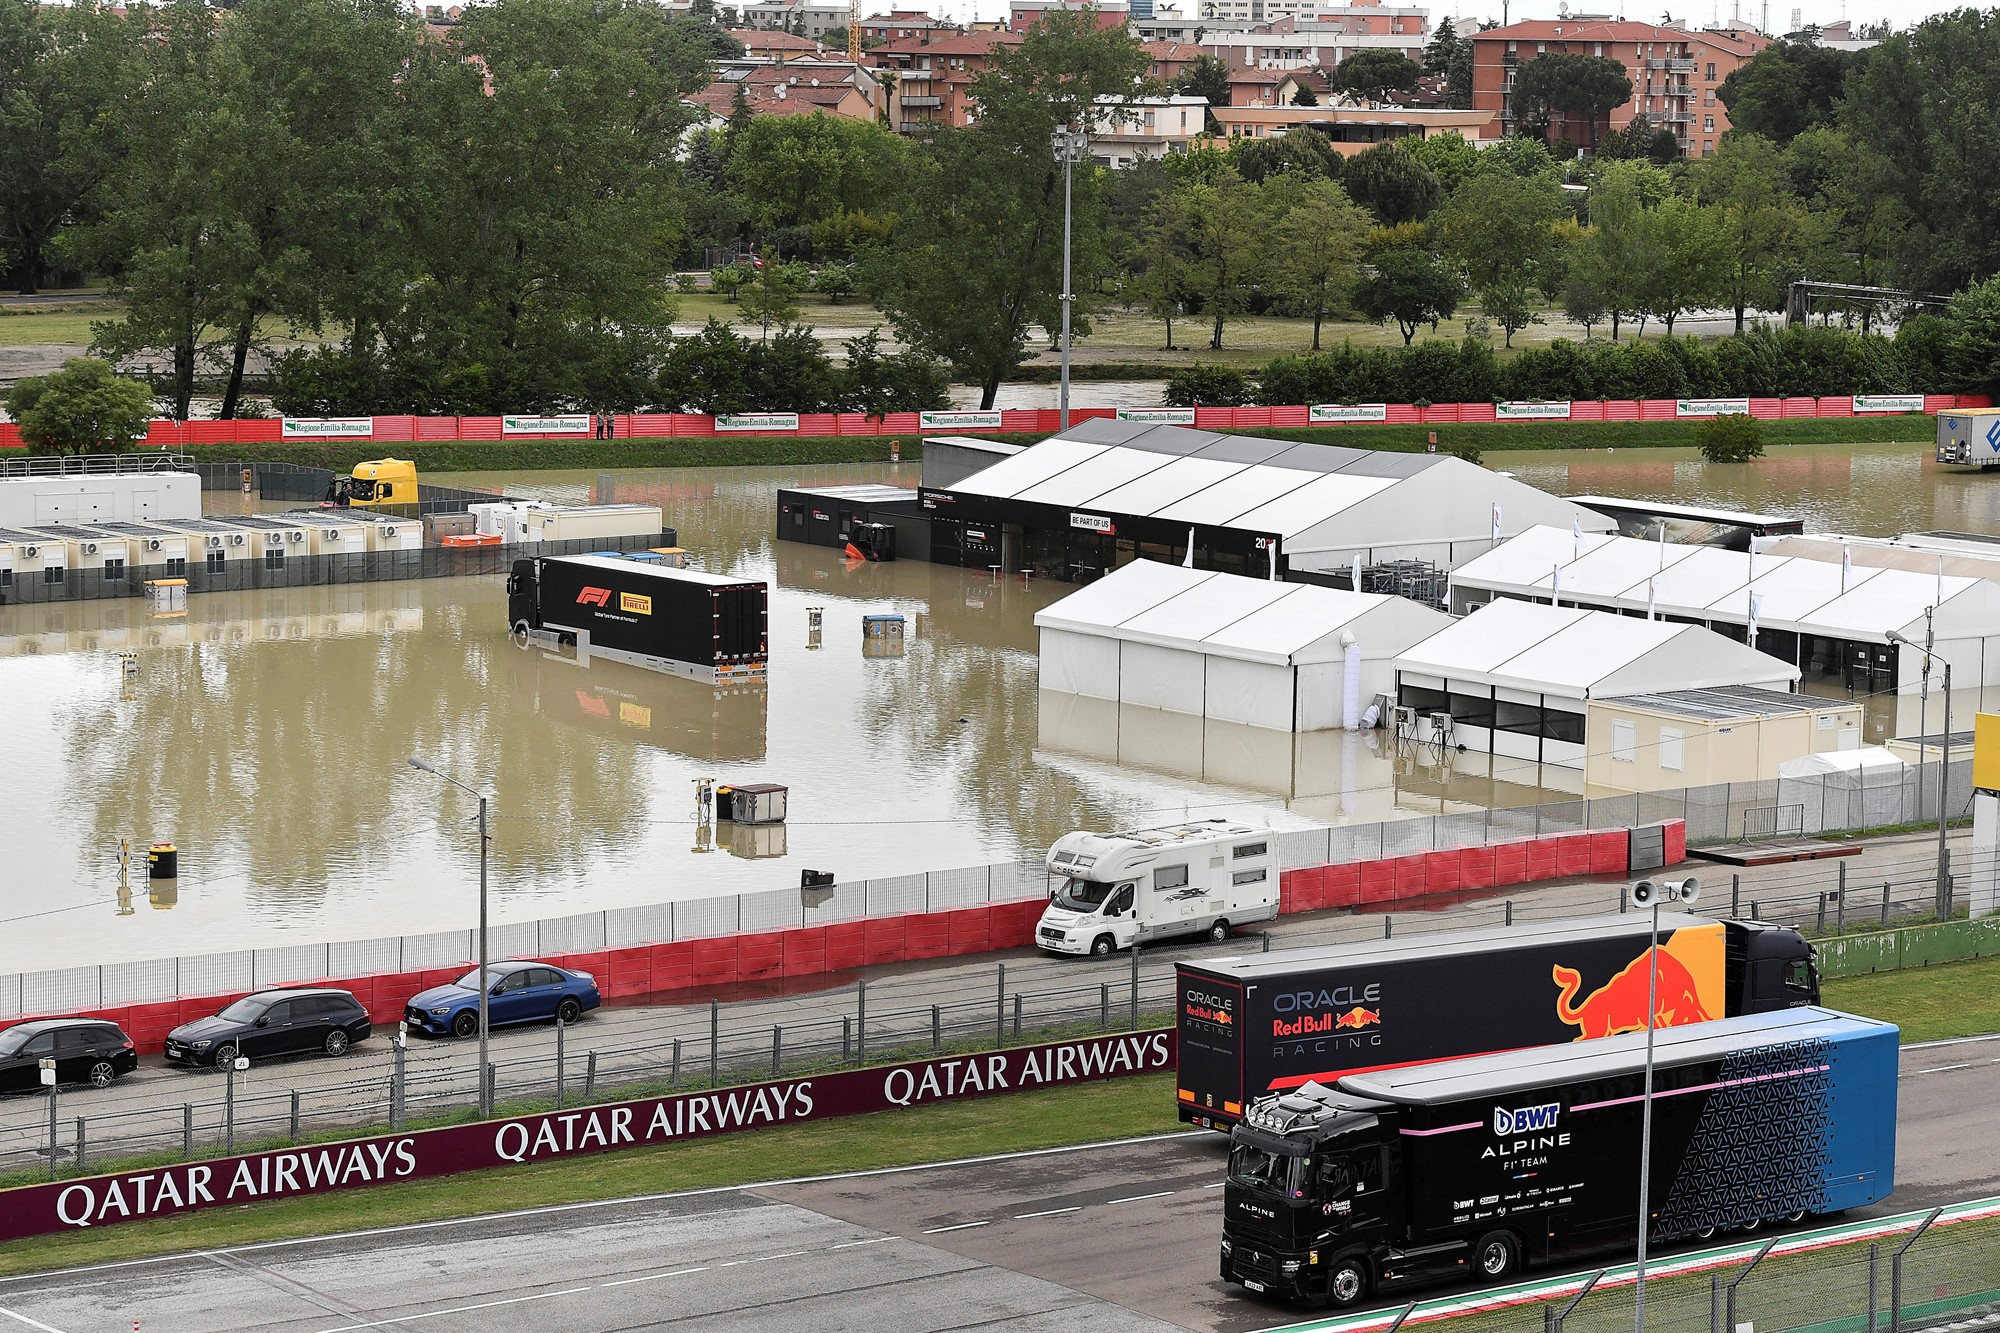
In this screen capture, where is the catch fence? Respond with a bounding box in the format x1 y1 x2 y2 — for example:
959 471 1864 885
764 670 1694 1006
0 759 1975 1020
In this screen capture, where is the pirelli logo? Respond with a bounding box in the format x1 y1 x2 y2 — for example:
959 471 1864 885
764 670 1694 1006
620 592 652 615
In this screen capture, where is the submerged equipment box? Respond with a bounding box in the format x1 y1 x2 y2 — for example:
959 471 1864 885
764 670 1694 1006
507 554 767 683
716 782 787 824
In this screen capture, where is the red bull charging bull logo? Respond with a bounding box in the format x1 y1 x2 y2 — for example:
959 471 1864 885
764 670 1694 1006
1551 926 1725 1041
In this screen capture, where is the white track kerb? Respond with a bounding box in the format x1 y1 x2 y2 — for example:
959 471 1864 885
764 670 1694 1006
1258 1195 2000 1333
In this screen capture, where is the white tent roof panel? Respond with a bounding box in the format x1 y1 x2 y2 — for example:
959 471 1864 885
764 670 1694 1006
1799 568 1982 638
1539 536 1704 602
1449 525 1615 596
1151 465 1319 525
1011 445 1172 508
1116 573 1296 647
1695 557 1879 626
1396 599 1593 681
948 438 1108 498
1228 472 1399 541
1032 560 1205 635
1085 455 1249 516
1205 586 1395 666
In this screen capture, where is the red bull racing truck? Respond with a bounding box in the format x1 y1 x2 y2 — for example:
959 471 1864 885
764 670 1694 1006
1219 1007 1896 1307
1178 911 1816 1129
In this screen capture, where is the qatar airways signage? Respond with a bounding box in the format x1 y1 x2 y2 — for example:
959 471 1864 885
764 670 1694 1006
0 1031 1175 1242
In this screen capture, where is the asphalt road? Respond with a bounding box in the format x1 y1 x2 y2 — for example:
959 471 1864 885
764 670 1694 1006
3 830 1942 1172
0 1035 1994 1333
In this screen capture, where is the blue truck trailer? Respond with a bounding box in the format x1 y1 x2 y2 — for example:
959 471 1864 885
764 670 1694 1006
1220 1007 1897 1308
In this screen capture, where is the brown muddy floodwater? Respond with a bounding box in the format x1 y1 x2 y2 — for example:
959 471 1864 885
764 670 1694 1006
5 440 1989 970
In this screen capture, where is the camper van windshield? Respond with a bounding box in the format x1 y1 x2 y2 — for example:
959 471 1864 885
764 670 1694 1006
1054 878 1113 912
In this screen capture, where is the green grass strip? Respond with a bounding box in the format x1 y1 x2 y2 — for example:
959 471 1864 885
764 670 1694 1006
1822 950 2000 1043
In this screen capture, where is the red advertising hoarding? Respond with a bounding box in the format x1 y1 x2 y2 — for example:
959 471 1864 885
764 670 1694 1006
0 1029 1176 1244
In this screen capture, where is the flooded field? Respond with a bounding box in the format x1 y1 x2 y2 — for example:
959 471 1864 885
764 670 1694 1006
5 439 1991 971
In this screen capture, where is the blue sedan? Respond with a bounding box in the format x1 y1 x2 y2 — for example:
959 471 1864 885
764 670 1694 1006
404 962 601 1039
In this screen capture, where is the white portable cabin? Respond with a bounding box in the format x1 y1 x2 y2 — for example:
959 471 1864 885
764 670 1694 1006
286 511 375 557
337 511 422 552
18 525 136 581
480 502 665 545
1034 560 1454 732
87 521 192 572
1035 818 1280 956
1393 598 1800 773
220 515 315 565
148 518 260 565
0 526 66 593
0 471 201 527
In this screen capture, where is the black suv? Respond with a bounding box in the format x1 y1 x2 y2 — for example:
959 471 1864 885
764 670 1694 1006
164 988 372 1068
0 1018 139 1091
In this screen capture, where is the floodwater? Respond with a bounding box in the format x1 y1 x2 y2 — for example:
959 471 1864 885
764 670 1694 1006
3 439 1987 971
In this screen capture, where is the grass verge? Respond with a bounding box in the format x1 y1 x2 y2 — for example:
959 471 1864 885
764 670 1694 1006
1822 950 2000 1043
0 1072 1184 1276
168 416 1933 475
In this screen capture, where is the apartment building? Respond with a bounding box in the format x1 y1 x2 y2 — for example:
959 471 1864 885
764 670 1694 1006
1470 19 1762 156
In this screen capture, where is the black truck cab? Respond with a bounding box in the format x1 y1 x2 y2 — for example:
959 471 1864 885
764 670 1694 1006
1223 1084 1413 1306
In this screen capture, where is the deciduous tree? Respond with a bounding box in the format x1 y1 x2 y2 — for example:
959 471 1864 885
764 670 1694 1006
1264 177 1369 350
4 357 151 454
1354 248 1462 345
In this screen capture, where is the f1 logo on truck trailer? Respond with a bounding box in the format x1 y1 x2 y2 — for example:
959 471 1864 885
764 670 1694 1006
576 587 612 607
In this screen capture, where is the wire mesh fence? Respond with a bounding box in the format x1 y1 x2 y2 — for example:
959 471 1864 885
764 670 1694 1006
0 955 1179 1184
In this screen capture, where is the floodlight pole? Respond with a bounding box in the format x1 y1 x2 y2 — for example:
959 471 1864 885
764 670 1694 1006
409 755 492 1116
1634 893 1661 1333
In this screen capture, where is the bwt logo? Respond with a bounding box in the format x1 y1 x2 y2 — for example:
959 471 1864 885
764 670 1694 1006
1494 1102 1561 1135
1986 419 2000 452
576 587 612 607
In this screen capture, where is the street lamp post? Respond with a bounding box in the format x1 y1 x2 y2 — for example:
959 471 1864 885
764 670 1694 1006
1887 630 1952 918
408 754 492 1116
1054 126 1089 434
1630 874 1700 1333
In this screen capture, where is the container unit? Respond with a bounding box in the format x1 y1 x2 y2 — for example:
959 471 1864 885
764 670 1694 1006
87 522 193 576
216 515 315 568
0 471 201 528
147 518 261 568
1219 1008 1897 1307
16 525 137 585
283 510 377 557
1936 407 2000 467
528 504 667 545
1177 911 1819 1130
0 526 67 595
507 554 768 683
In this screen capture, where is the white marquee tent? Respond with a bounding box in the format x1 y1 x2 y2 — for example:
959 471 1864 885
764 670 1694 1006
1035 560 1453 731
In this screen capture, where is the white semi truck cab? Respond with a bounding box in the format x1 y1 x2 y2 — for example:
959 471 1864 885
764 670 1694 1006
1036 819 1281 957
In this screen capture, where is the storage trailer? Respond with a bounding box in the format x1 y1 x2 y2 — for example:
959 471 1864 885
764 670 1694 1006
1219 1007 1897 1307
1936 408 2000 467
1037 819 1280 957
1178 911 1818 1128
507 554 767 683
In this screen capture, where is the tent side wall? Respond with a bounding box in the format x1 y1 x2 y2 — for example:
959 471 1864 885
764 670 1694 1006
1206 654 1299 730
1120 640 1207 715
1038 628 1121 699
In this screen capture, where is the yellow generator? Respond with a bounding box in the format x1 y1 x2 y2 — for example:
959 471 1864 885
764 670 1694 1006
330 459 418 509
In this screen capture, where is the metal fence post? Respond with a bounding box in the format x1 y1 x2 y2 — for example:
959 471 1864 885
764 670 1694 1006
1129 945 1140 1029
1882 882 1891 926
1506 899 1514 927
1817 892 1828 934
671 1037 682 1088
1726 1238 1778 1332
1549 1269 1602 1333
486 1062 496 1111
1711 1271 1722 1333
932 1005 942 1052
391 1033 406 1131
1732 873 1741 916
858 978 868 1065
710 998 720 1088
183 1103 194 1159
585 1050 598 1101
290 1088 301 1142
842 1016 852 1063
556 1017 567 1110
45 1085 57 1180
1838 861 1847 932
73 1116 85 1175
996 963 1006 1048
224 1061 238 1153
1384 915 1393 939
1100 983 1110 1030
771 1025 783 1077
1262 931 1271 952
1012 993 1022 1038
1868 1243 1880 1333
1890 1207 1943 1333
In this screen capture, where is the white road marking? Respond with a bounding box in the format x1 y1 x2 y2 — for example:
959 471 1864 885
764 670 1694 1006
922 1221 992 1234
1203 1182 1226 1189
600 1266 708 1287
717 1252 803 1268
830 1237 896 1249
309 1285 593 1332
1108 1192 1173 1205
1918 1062 1975 1074
1014 1207 1081 1219
0 1307 69 1333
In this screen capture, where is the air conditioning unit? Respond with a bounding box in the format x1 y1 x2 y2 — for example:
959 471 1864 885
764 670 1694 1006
1429 711 1456 746
146 539 163 553
206 535 223 549
22 545 38 559
288 530 305 543
381 526 398 539
82 542 99 555
266 534 283 548
1391 704 1416 737
325 530 341 542
229 533 245 547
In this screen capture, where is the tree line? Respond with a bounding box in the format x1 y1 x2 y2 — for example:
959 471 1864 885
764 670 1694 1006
4 0 1999 418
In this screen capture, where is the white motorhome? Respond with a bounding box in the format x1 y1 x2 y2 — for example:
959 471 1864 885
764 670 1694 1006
1035 819 1279 957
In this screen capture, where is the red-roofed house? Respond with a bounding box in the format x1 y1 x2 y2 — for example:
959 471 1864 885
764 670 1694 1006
728 28 827 60
867 30 1024 133
685 62 884 125
1470 20 1763 156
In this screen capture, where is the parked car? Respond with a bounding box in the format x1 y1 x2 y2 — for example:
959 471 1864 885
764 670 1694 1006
405 961 601 1039
0 1018 139 1091
163 988 372 1068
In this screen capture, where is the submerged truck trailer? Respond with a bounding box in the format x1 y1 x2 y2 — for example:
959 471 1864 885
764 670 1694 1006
1219 1007 1897 1307
507 554 768 683
1178 912 1818 1128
